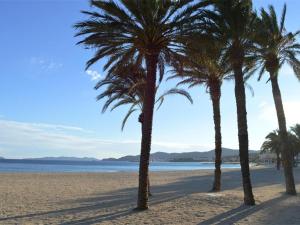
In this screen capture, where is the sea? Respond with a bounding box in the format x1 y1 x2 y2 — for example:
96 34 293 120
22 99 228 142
0 159 240 173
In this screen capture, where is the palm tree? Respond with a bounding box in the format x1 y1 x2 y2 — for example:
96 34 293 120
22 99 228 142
291 124 300 164
170 34 232 192
206 0 257 205
261 129 300 170
261 130 281 170
254 4 300 195
289 132 300 166
96 63 192 196
291 124 300 140
74 0 207 209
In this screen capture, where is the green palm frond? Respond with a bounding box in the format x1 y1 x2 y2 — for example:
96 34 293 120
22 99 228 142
168 25 232 94
75 0 207 74
156 88 193 110
261 130 281 155
261 129 300 155
291 124 300 140
121 107 139 131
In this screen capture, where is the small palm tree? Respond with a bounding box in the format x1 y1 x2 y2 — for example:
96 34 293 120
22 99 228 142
291 124 300 140
95 63 192 197
74 0 207 209
261 130 281 170
170 33 232 192
291 124 300 163
207 0 257 205
254 4 300 195
261 129 300 169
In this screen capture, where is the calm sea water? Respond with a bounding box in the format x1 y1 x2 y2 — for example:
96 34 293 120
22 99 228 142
0 159 240 173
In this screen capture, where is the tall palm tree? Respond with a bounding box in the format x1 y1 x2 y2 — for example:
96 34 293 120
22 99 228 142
170 34 232 192
206 0 257 205
254 4 300 195
95 63 192 197
74 0 207 209
261 130 281 170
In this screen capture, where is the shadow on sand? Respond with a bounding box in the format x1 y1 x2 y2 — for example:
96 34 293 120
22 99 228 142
198 194 289 225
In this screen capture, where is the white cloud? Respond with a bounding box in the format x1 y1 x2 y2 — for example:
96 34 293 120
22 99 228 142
0 119 212 159
30 57 63 70
86 70 102 81
259 100 300 126
0 119 131 159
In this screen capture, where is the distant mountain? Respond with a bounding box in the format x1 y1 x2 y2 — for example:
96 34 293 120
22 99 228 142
102 148 258 162
0 148 259 162
0 156 101 162
23 157 100 161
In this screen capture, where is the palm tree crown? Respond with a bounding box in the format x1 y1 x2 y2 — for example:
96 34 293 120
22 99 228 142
261 130 281 155
255 4 300 80
291 124 300 140
74 0 207 74
170 34 232 90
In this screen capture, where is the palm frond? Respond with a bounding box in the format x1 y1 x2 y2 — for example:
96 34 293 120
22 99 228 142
121 107 138 131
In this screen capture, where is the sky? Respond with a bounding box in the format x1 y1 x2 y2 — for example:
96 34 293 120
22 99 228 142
0 0 300 159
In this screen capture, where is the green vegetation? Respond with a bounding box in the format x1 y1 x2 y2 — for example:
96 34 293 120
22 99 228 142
261 124 300 170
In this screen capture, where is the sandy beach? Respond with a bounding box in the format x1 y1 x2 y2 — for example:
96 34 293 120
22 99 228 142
0 167 299 225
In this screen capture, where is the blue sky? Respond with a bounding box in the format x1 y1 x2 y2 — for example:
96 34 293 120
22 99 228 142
0 0 300 159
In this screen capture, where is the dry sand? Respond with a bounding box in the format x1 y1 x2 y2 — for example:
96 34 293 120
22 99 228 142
0 167 299 224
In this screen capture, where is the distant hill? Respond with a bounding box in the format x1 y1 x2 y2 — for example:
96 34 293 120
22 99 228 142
25 157 100 161
0 148 259 162
102 148 258 162
0 156 100 161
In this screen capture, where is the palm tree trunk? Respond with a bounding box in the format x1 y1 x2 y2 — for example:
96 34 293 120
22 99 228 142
276 152 281 170
137 53 158 210
233 61 255 205
210 81 222 192
270 75 296 195
139 113 152 197
148 176 152 197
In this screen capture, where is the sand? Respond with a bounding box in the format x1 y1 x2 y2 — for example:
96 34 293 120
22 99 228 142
0 167 299 224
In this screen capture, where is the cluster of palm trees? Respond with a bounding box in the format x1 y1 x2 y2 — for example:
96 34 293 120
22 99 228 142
261 124 300 170
74 0 300 210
